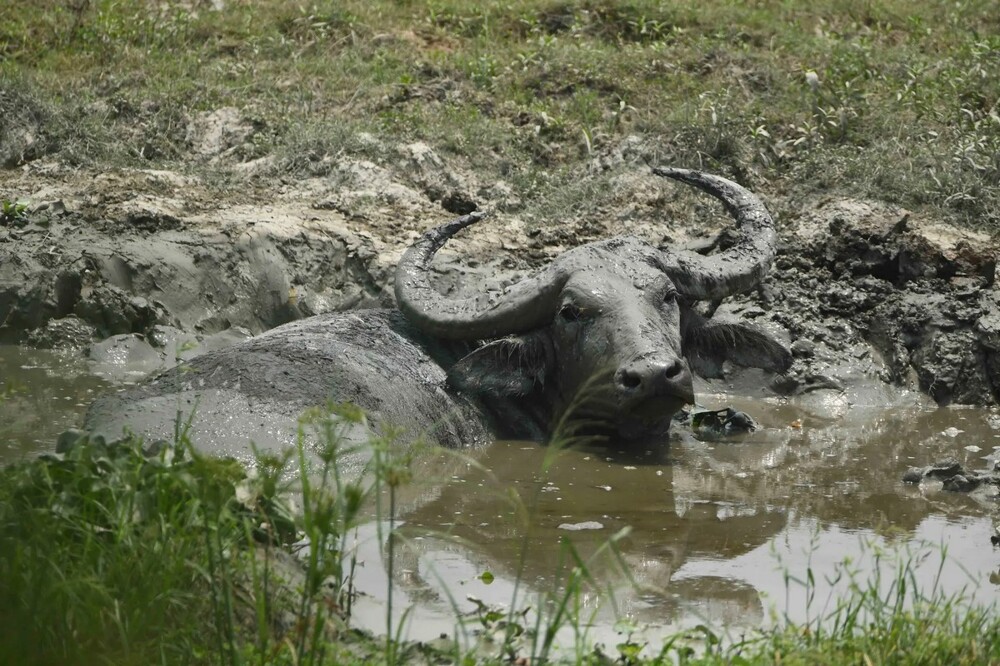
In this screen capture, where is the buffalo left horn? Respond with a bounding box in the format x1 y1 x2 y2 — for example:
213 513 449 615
394 213 568 340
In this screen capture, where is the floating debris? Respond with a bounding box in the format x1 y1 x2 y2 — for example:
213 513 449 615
558 521 604 531
686 407 758 439
903 457 1000 492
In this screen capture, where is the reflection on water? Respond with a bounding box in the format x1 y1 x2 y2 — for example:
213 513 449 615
0 346 110 461
3 343 999 652
349 388 1000 651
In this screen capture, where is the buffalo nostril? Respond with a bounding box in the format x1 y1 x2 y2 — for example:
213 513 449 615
664 360 684 379
618 369 642 389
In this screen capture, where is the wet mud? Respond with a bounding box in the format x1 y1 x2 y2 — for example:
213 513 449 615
2 161 998 411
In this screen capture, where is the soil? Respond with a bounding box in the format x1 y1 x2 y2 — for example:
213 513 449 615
2 125 999 409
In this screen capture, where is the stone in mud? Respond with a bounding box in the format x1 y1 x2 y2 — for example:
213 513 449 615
773 198 1000 407
74 285 163 338
440 190 478 215
903 456 1000 493
924 458 963 479
55 428 88 454
185 107 256 160
25 315 97 351
148 324 199 355
688 407 758 438
790 338 816 358
28 199 66 216
0 199 391 346
910 329 994 406
0 84 45 168
975 309 1000 352
943 474 982 492
89 333 166 382
902 458 964 484
148 324 253 364
397 141 479 210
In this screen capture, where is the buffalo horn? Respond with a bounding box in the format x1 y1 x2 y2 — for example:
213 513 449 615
394 213 566 340
652 167 777 301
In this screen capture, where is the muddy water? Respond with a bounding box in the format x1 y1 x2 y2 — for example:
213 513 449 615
3 350 999 653
0 346 111 461
348 382 1000 652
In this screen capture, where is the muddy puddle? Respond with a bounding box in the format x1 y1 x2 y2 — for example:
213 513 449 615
3 352 1000 654
345 383 1000 654
0 346 111 460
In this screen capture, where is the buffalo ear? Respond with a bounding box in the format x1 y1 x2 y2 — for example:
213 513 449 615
447 333 554 397
683 315 793 379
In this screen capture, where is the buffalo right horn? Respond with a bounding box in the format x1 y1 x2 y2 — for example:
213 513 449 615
653 168 777 301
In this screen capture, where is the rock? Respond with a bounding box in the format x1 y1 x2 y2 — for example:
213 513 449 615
903 457 1000 492
185 107 255 159
975 310 1000 351
911 329 993 405
25 315 97 351
902 458 965 484
440 190 478 215
477 180 522 211
200 327 254 353
55 428 87 454
0 118 42 167
769 372 803 395
558 521 604 531
943 474 982 492
924 458 963 479
28 199 66 216
142 439 171 457
790 338 816 358
689 407 758 438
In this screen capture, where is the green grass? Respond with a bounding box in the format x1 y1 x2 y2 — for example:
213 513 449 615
0 406 374 666
1 406 999 665
1 0 998 226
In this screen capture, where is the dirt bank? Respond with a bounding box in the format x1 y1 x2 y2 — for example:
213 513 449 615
1 137 998 407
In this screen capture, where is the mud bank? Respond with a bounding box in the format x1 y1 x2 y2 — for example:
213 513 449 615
759 198 999 407
1 150 998 407
0 189 387 343
0 149 521 374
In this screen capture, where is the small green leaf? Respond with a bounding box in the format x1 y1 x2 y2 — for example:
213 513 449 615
616 640 643 662
480 570 495 584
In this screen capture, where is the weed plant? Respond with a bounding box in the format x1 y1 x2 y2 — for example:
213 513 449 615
0 404 386 666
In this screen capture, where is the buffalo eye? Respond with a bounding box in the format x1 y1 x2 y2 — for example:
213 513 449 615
662 290 678 305
559 303 584 322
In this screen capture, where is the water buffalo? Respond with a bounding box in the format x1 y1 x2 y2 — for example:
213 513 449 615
85 168 791 470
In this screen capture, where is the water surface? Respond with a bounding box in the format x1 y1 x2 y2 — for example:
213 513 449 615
348 386 1000 652
0 345 110 460
3 347 998 654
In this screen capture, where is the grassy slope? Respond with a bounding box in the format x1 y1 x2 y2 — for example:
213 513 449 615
1 0 998 227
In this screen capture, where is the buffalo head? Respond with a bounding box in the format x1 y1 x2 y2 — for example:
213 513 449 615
395 168 791 442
